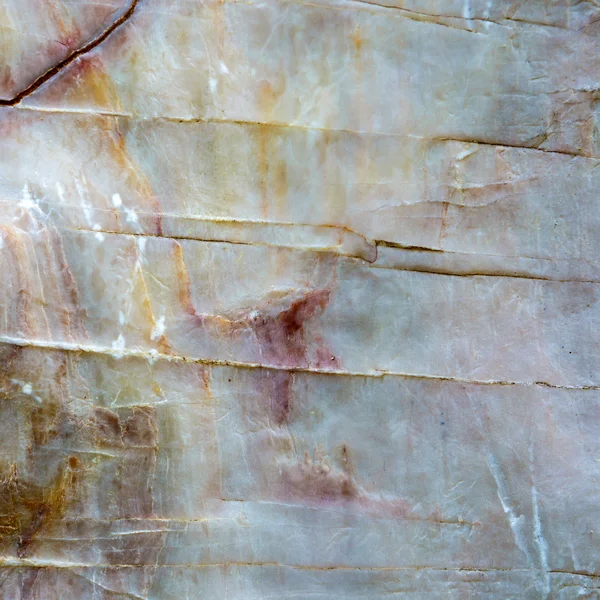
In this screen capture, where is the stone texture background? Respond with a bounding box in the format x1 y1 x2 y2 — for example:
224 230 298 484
0 0 599 598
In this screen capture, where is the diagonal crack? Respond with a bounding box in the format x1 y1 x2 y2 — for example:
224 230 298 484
0 0 139 106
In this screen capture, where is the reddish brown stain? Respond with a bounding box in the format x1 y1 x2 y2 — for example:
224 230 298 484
276 444 419 521
267 371 294 427
48 227 88 341
93 405 159 449
172 244 338 369
0 458 81 558
0 65 15 94
281 451 359 504
314 342 341 370
122 406 159 448
0 346 24 391
93 406 123 445
0 345 161 555
245 289 332 367
0 226 35 337
38 54 120 110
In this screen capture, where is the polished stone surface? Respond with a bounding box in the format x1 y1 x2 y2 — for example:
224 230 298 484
0 1 599 598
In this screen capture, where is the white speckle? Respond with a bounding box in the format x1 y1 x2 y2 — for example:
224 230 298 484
0 235 3 249
119 311 126 325
532 486 550 598
456 147 477 161
19 184 36 209
486 452 532 566
112 193 122 207
209 77 218 93
124 206 139 225
93 225 105 240
137 237 147 253
248 310 259 321
111 334 126 357
56 182 67 202
150 315 166 341
219 62 229 75
148 348 159 364
11 379 42 403
74 176 94 225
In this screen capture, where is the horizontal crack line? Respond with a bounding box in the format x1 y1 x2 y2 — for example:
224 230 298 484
65 224 377 262
0 561 598 580
64 229 600 284
0 0 139 106
431 136 594 159
7 105 599 161
344 0 574 32
0 560 571 573
370 263 600 284
345 0 489 32
28 223 600 284
0 336 597 391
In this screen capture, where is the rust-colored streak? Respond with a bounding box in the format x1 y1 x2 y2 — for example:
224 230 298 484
0 345 162 558
0 458 81 558
173 242 196 316
0 0 139 106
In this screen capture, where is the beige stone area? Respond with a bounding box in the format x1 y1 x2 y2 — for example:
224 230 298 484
0 0 599 598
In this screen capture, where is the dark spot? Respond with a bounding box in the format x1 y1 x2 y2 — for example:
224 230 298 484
339 443 354 477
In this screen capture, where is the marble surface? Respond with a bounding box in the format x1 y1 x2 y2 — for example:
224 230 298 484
0 1 599 598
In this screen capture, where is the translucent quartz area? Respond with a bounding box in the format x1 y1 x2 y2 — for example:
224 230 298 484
0 1 599 598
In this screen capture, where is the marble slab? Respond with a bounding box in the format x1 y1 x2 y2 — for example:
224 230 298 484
0 0 599 598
